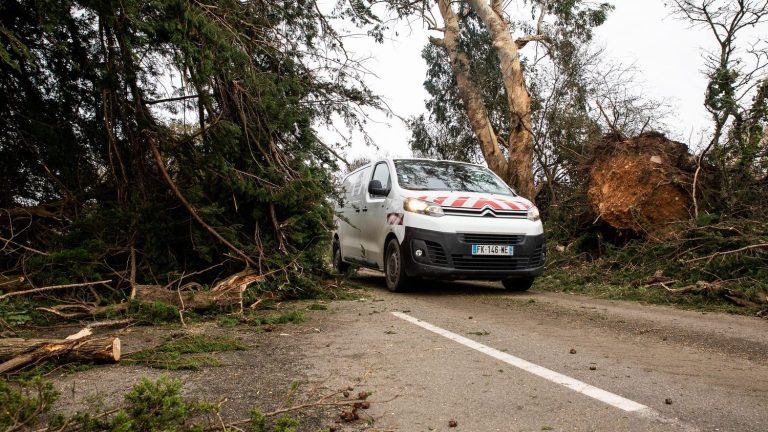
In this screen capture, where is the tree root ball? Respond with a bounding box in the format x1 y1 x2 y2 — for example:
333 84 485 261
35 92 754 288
588 132 695 232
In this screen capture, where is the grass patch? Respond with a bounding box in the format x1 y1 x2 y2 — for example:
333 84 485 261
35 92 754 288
248 310 305 326
217 315 240 327
306 303 327 311
124 334 248 370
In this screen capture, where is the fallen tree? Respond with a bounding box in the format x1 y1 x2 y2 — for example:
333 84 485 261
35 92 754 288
36 271 264 319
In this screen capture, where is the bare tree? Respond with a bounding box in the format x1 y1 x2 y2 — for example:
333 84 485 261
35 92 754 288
669 0 768 216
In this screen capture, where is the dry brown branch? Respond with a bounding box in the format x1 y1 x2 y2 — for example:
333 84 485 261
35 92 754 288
37 303 129 319
0 280 112 301
224 394 399 428
269 203 287 254
0 235 50 256
129 245 137 300
683 243 768 263
0 275 27 290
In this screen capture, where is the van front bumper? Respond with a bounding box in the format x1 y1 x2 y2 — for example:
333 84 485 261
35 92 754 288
401 227 545 280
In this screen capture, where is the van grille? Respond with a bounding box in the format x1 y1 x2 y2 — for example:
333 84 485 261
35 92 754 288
529 245 545 267
451 251 545 271
459 233 524 245
425 241 448 266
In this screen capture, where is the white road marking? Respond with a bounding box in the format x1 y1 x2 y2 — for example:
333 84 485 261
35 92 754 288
392 311 648 412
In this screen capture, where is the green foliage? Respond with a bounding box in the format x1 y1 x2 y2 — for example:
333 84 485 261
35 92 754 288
0 378 59 431
0 0 379 299
271 415 300 432
117 376 190 431
540 219 768 314
249 408 268 432
2 375 308 431
248 409 300 432
124 334 247 370
248 311 305 327
217 315 240 327
127 301 181 325
0 298 53 327
0 302 32 326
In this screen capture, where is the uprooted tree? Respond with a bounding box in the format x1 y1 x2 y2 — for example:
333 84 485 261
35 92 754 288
0 0 380 302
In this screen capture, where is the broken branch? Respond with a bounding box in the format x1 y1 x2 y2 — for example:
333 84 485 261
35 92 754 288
0 280 112 301
684 243 768 263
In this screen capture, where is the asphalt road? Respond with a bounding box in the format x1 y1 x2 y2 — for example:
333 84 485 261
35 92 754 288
298 270 768 432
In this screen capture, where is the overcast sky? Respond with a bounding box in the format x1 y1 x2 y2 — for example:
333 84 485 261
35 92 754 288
329 0 749 162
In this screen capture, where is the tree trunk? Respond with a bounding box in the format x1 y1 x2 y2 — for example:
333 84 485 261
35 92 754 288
434 0 508 177
467 0 536 200
133 271 262 311
0 336 120 374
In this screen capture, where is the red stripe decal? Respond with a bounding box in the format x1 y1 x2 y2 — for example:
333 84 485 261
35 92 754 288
386 213 404 225
501 200 522 210
417 195 428 200
451 196 470 207
472 198 502 209
433 196 448 205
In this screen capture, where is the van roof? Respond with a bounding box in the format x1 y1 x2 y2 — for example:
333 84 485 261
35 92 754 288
342 158 485 181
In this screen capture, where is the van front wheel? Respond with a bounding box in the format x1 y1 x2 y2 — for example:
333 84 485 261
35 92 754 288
502 278 535 291
384 238 410 292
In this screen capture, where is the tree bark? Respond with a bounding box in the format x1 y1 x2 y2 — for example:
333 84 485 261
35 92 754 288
0 336 120 374
467 0 536 200
434 0 509 177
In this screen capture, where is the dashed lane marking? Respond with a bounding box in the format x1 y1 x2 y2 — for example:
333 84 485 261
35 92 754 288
392 311 698 430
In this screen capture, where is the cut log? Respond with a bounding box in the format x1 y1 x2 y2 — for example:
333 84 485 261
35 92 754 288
0 336 120 374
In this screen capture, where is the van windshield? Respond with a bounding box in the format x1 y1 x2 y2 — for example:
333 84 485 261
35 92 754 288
393 159 513 195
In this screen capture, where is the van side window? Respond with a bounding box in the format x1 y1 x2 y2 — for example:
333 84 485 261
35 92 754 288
371 162 391 192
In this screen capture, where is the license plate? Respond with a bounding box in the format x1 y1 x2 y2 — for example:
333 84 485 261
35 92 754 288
472 244 514 256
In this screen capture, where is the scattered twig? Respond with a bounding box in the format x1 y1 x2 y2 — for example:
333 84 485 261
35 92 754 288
224 395 399 428
129 245 137 300
684 243 768 263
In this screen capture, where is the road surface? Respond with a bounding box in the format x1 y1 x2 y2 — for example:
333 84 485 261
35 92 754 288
297 271 768 431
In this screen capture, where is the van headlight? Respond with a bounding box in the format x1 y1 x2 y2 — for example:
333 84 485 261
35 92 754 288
404 198 444 217
527 206 540 221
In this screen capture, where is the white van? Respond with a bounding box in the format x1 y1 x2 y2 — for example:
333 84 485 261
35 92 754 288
332 158 545 292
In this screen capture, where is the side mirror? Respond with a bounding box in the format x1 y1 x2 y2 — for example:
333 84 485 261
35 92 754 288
368 180 389 197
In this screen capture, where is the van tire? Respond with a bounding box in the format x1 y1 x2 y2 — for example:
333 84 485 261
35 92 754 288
333 240 349 274
384 238 410 292
502 278 534 291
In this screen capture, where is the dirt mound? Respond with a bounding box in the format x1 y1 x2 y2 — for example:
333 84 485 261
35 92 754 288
588 132 695 232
